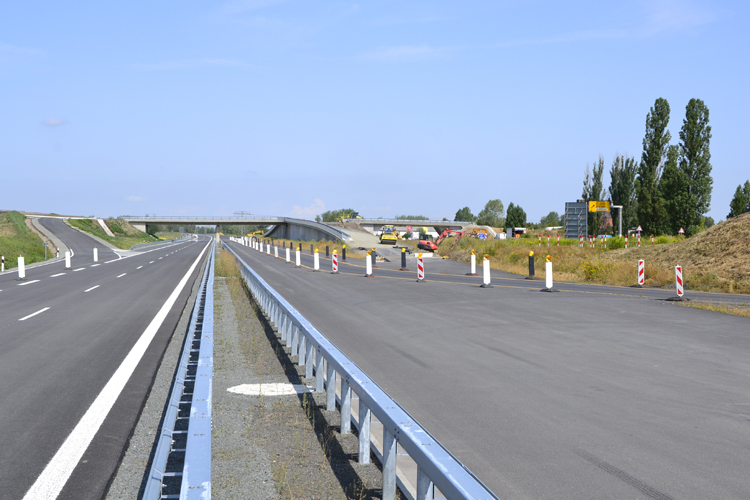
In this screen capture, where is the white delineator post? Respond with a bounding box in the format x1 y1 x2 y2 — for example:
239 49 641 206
295 249 301 268
17 256 26 280
1 255 4 273
675 265 684 297
332 251 339 274
416 253 424 282
285 247 291 263
266 244 271 255
545 261 553 289
65 251 72 270
638 259 645 287
480 255 492 288
313 249 320 271
274 246 278 258
93 248 98 262
467 250 478 276
365 251 373 277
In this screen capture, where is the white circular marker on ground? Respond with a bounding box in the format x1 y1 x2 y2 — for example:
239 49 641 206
227 383 315 396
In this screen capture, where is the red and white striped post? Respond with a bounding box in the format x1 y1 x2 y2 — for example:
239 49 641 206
331 250 339 274
625 234 628 248
556 234 560 246
538 235 542 247
651 234 655 246
547 235 550 247
579 235 583 248
416 253 425 282
675 265 684 297
637 234 641 248
637 259 644 287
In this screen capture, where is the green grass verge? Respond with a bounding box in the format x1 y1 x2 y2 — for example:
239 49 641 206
0 211 47 269
66 218 157 250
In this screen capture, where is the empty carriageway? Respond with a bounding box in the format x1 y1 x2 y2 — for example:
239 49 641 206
0 236 211 500
224 236 750 500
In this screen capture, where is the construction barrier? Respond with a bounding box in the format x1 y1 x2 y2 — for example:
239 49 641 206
675 266 684 297
332 251 339 274
365 251 373 277
295 249 301 268
313 249 320 271
480 255 492 288
416 253 424 282
17 256 26 280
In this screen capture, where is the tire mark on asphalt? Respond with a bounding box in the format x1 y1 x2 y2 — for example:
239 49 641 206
469 341 544 369
575 449 674 500
384 343 431 369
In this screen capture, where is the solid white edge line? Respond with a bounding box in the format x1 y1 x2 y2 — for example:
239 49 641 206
84 285 100 292
18 280 41 286
22 241 209 500
116 273 126 278
19 307 51 321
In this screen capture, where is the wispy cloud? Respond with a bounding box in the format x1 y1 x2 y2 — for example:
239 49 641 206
131 58 253 71
289 198 325 219
360 44 454 62
126 195 147 202
0 41 45 64
43 118 66 127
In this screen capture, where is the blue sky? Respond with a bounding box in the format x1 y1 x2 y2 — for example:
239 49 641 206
2 0 747 222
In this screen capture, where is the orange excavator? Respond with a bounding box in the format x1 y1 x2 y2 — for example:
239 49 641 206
418 229 465 252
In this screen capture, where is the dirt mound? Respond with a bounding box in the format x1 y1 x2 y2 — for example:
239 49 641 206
616 212 750 289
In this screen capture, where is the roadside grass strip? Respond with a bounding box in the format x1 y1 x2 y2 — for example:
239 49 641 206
19 307 50 321
21 242 209 500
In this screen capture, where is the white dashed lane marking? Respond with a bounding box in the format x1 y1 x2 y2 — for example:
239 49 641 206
117 273 126 278
50 273 65 277
137 266 143 269
91 264 100 267
84 285 100 293
18 280 40 286
19 307 50 321
73 268 85 272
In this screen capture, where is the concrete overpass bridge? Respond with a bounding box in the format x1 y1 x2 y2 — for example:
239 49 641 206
339 218 473 235
120 216 350 242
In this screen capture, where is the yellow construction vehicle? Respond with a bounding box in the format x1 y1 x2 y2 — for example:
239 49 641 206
249 230 264 237
379 225 399 244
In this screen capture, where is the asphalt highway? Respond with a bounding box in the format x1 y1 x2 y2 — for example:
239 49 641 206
0 227 211 500
227 238 750 500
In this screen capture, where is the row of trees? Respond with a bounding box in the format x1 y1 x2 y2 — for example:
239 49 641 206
728 180 750 218
583 98 714 236
454 202 561 229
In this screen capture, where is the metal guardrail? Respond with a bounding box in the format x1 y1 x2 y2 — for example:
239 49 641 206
223 242 498 500
129 237 191 251
144 241 214 500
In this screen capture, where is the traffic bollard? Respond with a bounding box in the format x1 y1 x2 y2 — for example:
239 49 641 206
342 245 347 262
525 251 539 280
17 256 26 280
399 247 408 271
65 251 71 269
313 249 320 271
480 254 492 288
466 249 478 276
416 253 424 282
365 252 373 277
332 251 339 274
275 246 279 258
286 247 290 263
295 249 301 268
325 246 329 258
1 255 4 273
93 248 98 262
371 247 377 268
541 255 558 292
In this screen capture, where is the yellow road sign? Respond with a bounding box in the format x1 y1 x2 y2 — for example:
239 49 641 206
588 201 610 212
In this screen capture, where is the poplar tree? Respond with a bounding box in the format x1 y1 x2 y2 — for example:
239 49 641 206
608 155 638 231
635 98 670 234
728 180 750 218
675 98 713 235
582 156 604 235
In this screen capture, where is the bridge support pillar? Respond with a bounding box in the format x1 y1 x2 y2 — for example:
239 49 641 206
132 223 147 233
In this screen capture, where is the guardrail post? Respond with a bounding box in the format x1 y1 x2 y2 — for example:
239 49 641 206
358 399 371 464
291 325 299 357
382 428 397 500
340 378 351 434
326 362 336 411
305 342 314 378
298 331 306 366
417 467 435 500
316 350 325 392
